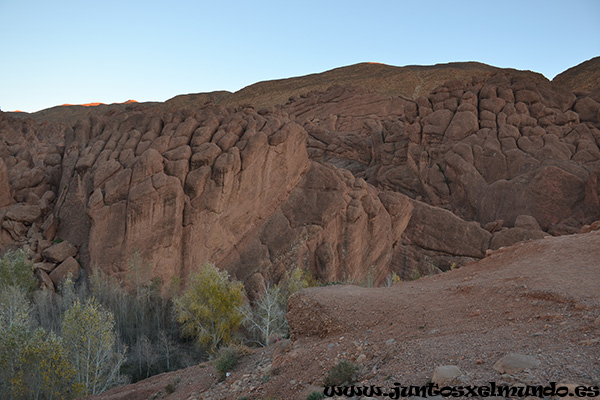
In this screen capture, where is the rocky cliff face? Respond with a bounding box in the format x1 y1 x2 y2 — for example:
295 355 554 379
1 61 599 292
289 71 600 271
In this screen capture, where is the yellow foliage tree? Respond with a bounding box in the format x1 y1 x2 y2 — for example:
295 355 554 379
0 285 81 399
15 329 83 399
61 298 126 396
174 264 245 354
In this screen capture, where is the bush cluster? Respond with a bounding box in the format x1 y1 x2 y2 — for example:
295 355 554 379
324 360 359 387
0 250 125 399
0 248 318 397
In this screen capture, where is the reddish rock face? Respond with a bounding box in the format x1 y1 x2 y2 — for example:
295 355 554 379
1 62 599 291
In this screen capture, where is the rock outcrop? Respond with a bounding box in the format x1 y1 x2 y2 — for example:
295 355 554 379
290 73 600 234
1 60 599 291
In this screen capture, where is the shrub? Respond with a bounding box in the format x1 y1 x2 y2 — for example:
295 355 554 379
174 263 245 354
324 360 359 387
214 346 239 380
164 378 181 394
281 267 315 301
385 271 402 286
411 267 422 281
307 391 325 400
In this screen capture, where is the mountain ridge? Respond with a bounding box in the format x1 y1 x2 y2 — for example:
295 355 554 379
7 58 597 125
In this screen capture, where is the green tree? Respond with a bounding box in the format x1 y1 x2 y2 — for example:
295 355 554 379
0 285 33 399
61 298 127 396
174 263 245 354
0 318 31 399
0 285 33 330
0 249 36 293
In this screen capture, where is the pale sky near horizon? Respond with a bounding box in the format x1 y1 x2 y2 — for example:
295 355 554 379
1 0 599 113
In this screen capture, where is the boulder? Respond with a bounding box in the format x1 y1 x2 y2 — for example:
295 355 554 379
514 214 542 231
42 240 77 263
490 227 546 250
49 256 81 286
431 365 463 385
422 109 454 136
33 261 56 273
5 204 42 223
493 353 540 374
403 200 491 259
2 220 27 240
35 269 55 290
574 98 600 122
445 111 479 141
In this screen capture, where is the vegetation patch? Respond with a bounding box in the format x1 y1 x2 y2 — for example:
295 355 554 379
214 346 240 381
324 360 359 387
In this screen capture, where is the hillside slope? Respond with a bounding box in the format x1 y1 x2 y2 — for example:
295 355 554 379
6 60 546 125
553 56 600 97
220 61 531 109
90 230 600 400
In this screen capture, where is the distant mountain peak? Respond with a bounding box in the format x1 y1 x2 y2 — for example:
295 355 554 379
59 99 139 108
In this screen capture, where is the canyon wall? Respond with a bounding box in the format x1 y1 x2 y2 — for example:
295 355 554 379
1 63 599 292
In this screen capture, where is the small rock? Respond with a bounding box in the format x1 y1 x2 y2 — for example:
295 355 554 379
36 239 52 255
2 220 28 240
40 214 57 240
493 353 540 374
385 338 396 346
35 269 55 291
33 262 56 273
484 220 504 233
432 365 462 385
514 215 542 231
475 359 484 365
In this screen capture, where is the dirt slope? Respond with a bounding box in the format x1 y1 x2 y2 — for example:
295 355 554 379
91 230 600 400
220 61 543 110
553 56 600 97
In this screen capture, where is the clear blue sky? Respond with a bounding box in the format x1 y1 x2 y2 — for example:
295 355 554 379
1 0 599 113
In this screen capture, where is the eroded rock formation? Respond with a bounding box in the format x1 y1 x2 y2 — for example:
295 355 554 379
1 61 599 292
